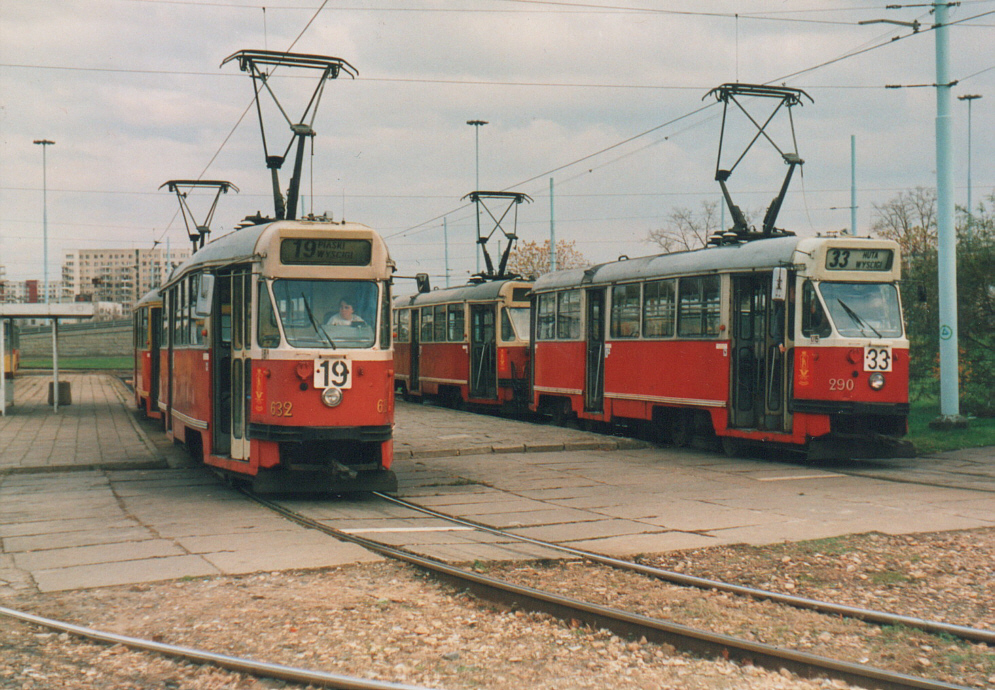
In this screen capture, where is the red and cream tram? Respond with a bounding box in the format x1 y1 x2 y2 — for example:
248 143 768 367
529 235 910 459
393 279 532 411
147 219 397 492
133 288 164 420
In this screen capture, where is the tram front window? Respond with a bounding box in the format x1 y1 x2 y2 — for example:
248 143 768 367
502 306 530 341
818 282 903 339
271 279 378 349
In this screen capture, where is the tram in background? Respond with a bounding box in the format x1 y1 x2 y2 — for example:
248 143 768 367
2 320 19 379
141 220 397 492
393 278 532 411
529 235 911 459
133 288 163 420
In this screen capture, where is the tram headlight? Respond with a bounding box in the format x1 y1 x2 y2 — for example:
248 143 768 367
321 386 344 408
868 373 886 391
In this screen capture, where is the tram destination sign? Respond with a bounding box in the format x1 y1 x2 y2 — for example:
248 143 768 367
281 238 372 266
825 248 894 272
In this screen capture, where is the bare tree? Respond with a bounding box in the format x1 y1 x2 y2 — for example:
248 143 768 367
871 187 937 261
505 239 589 279
646 200 720 253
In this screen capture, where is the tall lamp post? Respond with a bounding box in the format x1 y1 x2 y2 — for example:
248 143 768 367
33 139 55 304
467 120 488 273
958 94 982 233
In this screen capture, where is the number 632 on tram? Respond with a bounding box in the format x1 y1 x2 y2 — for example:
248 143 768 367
137 219 397 493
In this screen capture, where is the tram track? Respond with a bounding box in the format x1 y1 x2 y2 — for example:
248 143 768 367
372 493 995 647
0 604 435 690
246 490 983 690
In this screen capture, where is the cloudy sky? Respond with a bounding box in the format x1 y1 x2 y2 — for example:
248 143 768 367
1 0 992 290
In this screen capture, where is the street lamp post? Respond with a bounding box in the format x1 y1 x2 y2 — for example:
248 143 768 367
958 94 982 233
467 120 488 274
33 139 55 304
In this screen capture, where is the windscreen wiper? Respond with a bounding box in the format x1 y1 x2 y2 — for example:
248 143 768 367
836 298 881 338
301 293 336 349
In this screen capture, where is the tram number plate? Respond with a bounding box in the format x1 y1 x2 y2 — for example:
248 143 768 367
314 359 352 389
863 346 892 372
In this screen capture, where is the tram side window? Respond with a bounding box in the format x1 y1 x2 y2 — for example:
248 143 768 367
643 279 675 338
610 283 641 338
420 307 434 343
174 283 187 346
396 309 411 343
556 289 581 339
258 281 281 348
434 305 447 342
448 304 465 342
536 293 556 340
677 275 721 338
189 275 204 346
801 281 832 339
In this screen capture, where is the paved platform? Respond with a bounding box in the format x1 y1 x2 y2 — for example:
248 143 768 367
1 373 993 594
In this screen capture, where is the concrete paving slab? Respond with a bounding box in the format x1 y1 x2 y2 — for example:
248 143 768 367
508 518 663 543
563 531 723 555
0 518 139 539
13 539 185 571
4 526 154 553
34 555 221 592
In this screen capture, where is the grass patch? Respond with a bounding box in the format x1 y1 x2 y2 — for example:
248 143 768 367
869 570 910 586
905 400 995 455
19 356 132 371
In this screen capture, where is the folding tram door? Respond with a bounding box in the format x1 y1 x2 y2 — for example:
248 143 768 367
212 267 253 460
469 304 497 399
730 274 790 432
584 288 605 412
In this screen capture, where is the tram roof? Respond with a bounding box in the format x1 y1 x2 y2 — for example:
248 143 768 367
164 219 379 287
532 235 878 292
134 288 161 309
394 278 532 307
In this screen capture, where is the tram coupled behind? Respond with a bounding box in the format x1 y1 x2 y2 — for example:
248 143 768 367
529 235 911 460
156 220 397 493
133 289 164 420
393 279 533 412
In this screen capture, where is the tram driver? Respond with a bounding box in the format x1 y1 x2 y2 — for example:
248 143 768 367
325 298 366 327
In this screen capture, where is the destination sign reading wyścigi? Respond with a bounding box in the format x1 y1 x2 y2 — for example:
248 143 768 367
280 238 372 266
825 248 894 272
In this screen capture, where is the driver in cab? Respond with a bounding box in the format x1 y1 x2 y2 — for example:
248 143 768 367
325 299 365 327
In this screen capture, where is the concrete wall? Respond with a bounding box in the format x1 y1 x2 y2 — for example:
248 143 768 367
19 320 132 358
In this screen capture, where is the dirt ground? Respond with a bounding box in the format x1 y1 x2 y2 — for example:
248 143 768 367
2 528 993 690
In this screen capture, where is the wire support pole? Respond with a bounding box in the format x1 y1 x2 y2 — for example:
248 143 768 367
934 1 961 421
33 139 55 304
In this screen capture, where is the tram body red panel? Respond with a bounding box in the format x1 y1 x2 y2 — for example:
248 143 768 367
605 340 729 413
793 346 909 405
169 348 213 423
417 342 468 395
393 341 412 385
249 358 394 431
497 344 529 402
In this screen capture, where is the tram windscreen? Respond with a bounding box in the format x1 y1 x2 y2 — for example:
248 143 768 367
270 279 378 349
502 307 531 341
818 282 903 339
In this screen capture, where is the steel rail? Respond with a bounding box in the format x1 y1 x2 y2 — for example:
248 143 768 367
250 493 973 690
374 493 995 646
0 605 436 690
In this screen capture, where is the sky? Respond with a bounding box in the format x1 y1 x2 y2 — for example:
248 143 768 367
1 0 993 292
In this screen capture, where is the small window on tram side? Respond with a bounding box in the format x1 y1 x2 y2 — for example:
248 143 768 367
610 283 641 338
189 275 204 346
177 282 188 346
448 303 465 342
420 306 434 343
434 305 447 342
380 284 392 350
258 281 281 348
397 309 411 343
537 293 556 340
643 279 675 337
556 289 581 339
677 275 721 338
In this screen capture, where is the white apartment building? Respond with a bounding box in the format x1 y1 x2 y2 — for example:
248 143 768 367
61 247 190 308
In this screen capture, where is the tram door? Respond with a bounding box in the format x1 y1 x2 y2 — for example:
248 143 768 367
584 288 605 412
409 309 421 394
213 268 252 459
730 274 790 431
149 306 161 412
470 304 497 399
